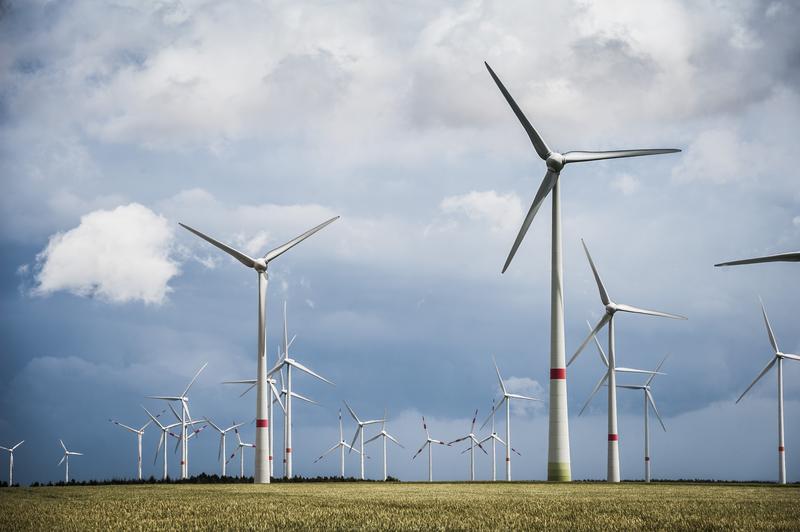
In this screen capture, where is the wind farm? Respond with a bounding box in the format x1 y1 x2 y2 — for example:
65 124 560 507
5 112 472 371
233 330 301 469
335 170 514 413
2 2 799 530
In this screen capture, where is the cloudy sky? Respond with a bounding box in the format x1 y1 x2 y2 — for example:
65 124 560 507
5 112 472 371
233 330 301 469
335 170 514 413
1 0 799 484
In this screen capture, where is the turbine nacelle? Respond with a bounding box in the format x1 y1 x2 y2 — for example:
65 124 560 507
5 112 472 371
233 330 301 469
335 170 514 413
253 258 268 272
545 152 565 172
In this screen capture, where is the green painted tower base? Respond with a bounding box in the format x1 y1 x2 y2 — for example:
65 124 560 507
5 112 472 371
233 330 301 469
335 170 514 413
548 462 571 481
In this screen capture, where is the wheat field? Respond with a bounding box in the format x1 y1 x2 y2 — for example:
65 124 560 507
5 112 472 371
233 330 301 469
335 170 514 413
0 482 798 530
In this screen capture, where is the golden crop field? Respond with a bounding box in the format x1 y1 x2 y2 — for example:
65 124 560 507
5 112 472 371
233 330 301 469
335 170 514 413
0 482 798 531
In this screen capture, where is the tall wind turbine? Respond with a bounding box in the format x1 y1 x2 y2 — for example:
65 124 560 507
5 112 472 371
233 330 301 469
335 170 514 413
180 216 338 484
344 401 384 480
269 302 333 479
108 416 155 480
481 357 541 481
0 441 23 487
227 426 256 478
205 419 245 477
449 410 487 481
147 362 207 479
222 377 284 477
485 62 680 481
476 399 511 482
410 416 449 482
364 410 404 481
58 440 82 483
716 251 800 267
313 409 360 478
736 300 800 484
142 406 180 480
568 240 685 482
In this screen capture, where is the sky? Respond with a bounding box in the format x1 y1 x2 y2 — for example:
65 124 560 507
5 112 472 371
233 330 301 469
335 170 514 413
1 0 799 484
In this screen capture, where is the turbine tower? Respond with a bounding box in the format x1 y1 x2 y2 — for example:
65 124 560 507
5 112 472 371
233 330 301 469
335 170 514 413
364 410 404 481
736 299 799 484
485 62 680 481
179 216 338 483
313 409 360 478
205 419 245 477
142 406 180 480
58 440 82 483
344 401 383 480
108 416 155 480
146 362 207 479
481 357 541 481
448 409 487 481
411 417 449 482
568 240 685 482
227 426 255 478
0 441 23 487
269 302 334 479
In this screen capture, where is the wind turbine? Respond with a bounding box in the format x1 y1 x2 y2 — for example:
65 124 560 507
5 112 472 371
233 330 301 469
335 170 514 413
410 416 449 482
364 410 404 481
222 376 284 477
476 399 511 482
448 410 487 481
0 441 23 487
481 357 541 481
268 302 334 479
568 239 685 482
344 401 383 480
205 418 245 477
57 440 82 483
226 426 256 478
179 216 338 484
715 251 800 267
146 362 207 479
313 409 361 477
142 406 180 480
736 299 800 484
108 416 156 480
485 61 680 481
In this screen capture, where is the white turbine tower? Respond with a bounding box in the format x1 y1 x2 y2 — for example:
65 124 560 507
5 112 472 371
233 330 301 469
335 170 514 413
0 441 23 487
179 216 338 484
449 410 487 481
108 416 156 480
476 399 511 482
147 362 207 479
481 357 541 481
736 299 800 485
364 410 404 481
227 426 256 478
313 409 361 478
410 417 449 482
58 440 82 483
142 406 180 480
485 62 680 481
568 240 685 482
269 302 333 479
205 419 245 477
344 401 384 480
716 251 800 267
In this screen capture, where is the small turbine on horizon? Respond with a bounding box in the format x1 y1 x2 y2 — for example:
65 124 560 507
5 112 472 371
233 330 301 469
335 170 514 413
344 401 383 480
449 409 487 482
313 409 361 478
411 416 450 482
0 440 24 487
57 440 83 483
364 409 404 481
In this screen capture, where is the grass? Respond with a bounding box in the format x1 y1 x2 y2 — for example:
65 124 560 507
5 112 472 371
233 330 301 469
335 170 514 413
0 482 798 530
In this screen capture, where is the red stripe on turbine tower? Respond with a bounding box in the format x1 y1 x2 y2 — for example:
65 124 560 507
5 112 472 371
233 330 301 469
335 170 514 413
550 368 566 380
608 434 618 441
779 446 785 452
286 448 292 453
256 419 268 428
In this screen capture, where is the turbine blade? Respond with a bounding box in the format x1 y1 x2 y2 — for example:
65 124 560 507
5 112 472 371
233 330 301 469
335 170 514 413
411 441 429 460
364 434 381 445
563 148 680 164
155 432 164 465
480 397 505 430
291 391 319 405
179 223 255 268
386 433 404 448
511 447 522 457
264 216 340 262
581 239 610 306
578 373 608 416
507 393 541 401
588 320 609 368
60 439 67 452
759 298 779 354
239 383 257 398
222 379 257 385
736 357 777 403
182 362 208 397
781 353 800 361
475 440 489 455
204 418 223 433
110 421 138 433
11 440 24 451
568 314 611 366
348 425 362 454
271 382 286 413
422 416 430 439
502 170 558 273
168 403 182 423
313 444 340 463
449 436 469 445
289 359 335 386
614 303 687 320
645 354 670 386
58 456 65 466
141 406 166 430
492 356 507 395
484 62 551 160
646 390 667 432
715 251 800 267
470 409 478 434
343 400 361 424
616 367 665 375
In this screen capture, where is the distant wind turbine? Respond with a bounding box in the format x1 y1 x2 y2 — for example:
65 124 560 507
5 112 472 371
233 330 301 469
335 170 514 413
364 410 404 481
313 409 360 478
180 216 338 483
449 409 487 481
485 61 680 481
226 425 255 478
345 401 384 480
0 440 23 487
142 406 180 480
108 415 156 480
205 419 245 477
476 399 511 482
58 440 82 483
411 416 449 482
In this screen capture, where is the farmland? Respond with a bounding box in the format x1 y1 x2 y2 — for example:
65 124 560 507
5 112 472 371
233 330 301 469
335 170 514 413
0 482 797 530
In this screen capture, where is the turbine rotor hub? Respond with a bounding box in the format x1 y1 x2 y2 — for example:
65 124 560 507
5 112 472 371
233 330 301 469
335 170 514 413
605 303 617 314
546 152 565 172
253 258 268 272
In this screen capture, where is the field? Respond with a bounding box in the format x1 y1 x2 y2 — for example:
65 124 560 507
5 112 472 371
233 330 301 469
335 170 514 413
1 482 798 530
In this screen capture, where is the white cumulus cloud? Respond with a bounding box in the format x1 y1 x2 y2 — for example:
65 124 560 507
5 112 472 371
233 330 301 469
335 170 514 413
440 190 523 232
32 203 179 304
